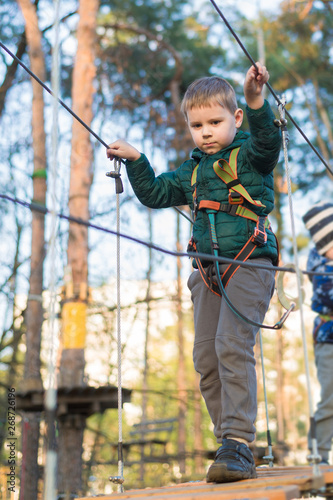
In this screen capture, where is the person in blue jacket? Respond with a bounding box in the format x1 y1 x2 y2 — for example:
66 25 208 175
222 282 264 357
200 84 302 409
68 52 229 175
107 62 281 483
303 201 333 465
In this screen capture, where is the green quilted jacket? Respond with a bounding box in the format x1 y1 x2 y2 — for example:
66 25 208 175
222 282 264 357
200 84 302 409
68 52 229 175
125 100 282 265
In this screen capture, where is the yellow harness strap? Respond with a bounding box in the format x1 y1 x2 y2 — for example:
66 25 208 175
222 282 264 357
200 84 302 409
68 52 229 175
212 147 265 208
191 147 266 222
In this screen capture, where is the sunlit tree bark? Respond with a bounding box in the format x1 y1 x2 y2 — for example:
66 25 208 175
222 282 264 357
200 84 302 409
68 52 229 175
57 0 98 495
16 0 47 498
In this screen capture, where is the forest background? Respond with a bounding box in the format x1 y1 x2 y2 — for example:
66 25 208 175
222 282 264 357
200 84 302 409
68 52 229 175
0 0 332 498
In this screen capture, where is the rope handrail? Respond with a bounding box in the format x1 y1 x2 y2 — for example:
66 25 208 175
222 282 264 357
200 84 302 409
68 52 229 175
277 97 321 473
2 192 332 278
43 1 60 499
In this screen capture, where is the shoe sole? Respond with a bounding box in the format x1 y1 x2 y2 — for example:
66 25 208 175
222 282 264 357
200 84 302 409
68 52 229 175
206 464 257 483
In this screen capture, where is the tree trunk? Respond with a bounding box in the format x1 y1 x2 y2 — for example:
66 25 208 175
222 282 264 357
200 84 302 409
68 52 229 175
17 0 47 498
57 0 98 495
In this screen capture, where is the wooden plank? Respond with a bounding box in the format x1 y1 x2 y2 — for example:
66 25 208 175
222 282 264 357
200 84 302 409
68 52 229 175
257 464 333 476
78 484 299 500
257 465 333 492
77 465 333 500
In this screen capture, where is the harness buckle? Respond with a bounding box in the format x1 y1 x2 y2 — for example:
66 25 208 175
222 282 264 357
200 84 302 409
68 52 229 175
253 217 267 246
227 204 239 216
228 192 244 205
193 197 198 218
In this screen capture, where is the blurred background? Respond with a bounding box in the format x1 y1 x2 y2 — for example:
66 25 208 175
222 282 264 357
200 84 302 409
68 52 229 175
0 0 332 497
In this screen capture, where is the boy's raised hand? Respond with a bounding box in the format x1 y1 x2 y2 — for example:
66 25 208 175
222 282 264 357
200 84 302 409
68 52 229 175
243 62 269 110
106 139 141 162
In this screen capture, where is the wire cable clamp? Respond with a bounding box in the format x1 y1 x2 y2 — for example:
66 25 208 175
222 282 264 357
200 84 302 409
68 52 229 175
109 475 125 485
106 158 124 194
274 95 289 145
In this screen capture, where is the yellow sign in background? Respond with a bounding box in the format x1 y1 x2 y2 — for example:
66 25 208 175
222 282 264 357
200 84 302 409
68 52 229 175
62 301 87 349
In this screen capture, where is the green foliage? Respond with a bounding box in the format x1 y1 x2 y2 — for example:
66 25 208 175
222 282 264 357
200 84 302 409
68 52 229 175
265 7 332 191
234 4 333 209
96 0 226 119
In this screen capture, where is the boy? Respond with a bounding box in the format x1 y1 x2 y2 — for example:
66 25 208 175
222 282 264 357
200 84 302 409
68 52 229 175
303 202 333 465
107 63 281 483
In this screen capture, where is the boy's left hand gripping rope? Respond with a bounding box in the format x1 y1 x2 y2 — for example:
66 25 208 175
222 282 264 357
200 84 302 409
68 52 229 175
106 158 124 194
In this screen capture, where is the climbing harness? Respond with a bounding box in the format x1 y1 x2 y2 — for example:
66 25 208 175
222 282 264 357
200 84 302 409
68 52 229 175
188 147 294 329
191 148 266 218
205 208 294 330
188 221 270 297
190 147 270 285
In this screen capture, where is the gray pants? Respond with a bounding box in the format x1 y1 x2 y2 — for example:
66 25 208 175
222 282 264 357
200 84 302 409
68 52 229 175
309 342 333 462
187 259 275 444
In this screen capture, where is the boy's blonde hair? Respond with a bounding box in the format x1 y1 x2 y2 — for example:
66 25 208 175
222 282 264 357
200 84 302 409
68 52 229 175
181 76 238 119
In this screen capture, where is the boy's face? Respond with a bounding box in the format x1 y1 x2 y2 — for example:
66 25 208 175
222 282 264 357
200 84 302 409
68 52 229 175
187 103 243 155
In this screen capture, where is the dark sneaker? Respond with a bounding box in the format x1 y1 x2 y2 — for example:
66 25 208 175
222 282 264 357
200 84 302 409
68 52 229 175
206 438 257 483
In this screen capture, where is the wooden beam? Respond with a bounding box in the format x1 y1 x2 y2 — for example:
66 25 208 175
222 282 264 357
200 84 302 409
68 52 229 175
77 465 333 500
78 484 299 500
16 385 132 416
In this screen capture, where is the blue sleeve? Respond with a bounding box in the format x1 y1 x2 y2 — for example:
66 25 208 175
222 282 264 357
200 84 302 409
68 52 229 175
311 270 333 314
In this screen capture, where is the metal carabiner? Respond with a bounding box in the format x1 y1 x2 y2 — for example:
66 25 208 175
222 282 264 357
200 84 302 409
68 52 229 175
106 157 124 194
